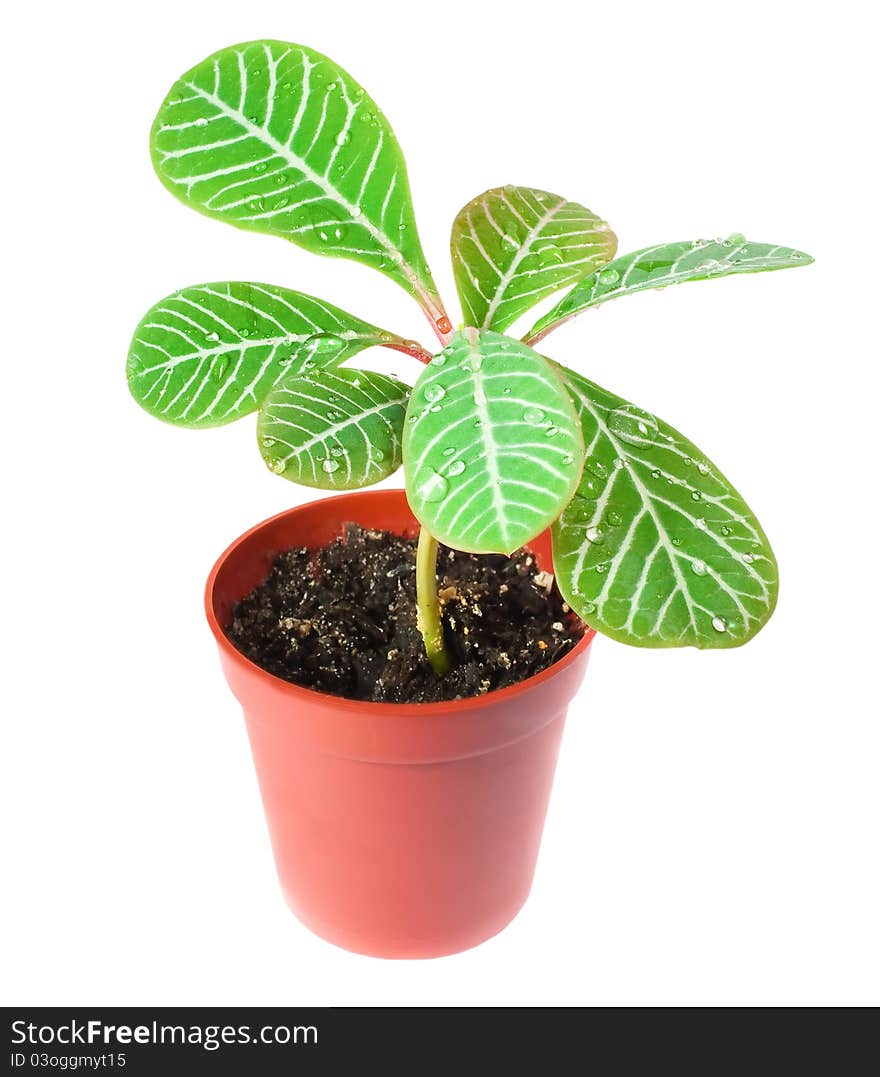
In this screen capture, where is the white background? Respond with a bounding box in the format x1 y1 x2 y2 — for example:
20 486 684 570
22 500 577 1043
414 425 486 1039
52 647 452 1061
2 0 877 1006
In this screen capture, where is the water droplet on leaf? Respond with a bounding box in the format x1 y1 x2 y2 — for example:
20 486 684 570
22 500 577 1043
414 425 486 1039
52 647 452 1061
447 460 466 477
322 458 341 474
691 559 708 576
424 384 446 403
577 479 602 499
712 616 727 633
418 468 449 503
523 407 545 425
305 332 344 354
608 404 659 445
536 242 563 265
309 205 347 244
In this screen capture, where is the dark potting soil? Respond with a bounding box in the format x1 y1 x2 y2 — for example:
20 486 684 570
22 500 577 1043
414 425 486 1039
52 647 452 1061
225 524 585 704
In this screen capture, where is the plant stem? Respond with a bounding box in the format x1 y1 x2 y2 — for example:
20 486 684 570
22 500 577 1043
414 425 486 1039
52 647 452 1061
416 526 450 676
381 338 435 365
416 294 453 347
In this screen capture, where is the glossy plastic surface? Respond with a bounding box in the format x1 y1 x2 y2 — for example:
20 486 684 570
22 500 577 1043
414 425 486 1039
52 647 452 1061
206 490 594 958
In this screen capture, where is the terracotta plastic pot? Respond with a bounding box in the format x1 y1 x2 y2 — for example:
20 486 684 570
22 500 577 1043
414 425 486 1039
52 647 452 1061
205 490 594 958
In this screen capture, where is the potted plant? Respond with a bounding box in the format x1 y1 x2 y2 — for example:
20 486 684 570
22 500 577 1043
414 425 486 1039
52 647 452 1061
128 39 812 958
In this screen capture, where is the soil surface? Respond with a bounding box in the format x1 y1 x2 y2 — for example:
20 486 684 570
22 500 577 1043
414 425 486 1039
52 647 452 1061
225 524 585 703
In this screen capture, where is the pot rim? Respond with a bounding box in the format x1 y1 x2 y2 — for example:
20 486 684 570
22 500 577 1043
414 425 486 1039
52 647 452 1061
205 490 596 718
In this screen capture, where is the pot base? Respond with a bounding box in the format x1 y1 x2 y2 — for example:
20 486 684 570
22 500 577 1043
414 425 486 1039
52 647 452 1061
284 885 530 960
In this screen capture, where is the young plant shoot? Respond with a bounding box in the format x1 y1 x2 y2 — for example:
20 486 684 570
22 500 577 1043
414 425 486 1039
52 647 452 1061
128 40 813 674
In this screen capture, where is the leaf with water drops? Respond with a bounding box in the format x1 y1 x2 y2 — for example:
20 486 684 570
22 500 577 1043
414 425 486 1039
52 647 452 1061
450 186 617 333
527 236 814 341
127 281 395 427
404 329 583 554
551 366 778 648
258 367 410 489
151 41 446 328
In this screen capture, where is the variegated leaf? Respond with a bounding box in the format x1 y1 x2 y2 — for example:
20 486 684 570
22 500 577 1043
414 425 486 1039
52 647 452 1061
528 236 814 342
404 329 583 554
552 366 777 648
151 41 447 329
127 282 393 427
258 367 410 489
451 186 616 332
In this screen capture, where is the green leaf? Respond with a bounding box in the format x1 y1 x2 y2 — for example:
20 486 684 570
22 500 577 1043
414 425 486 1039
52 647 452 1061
527 236 814 341
404 329 584 554
151 41 445 326
451 186 617 333
258 367 410 489
552 367 778 648
127 282 393 427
